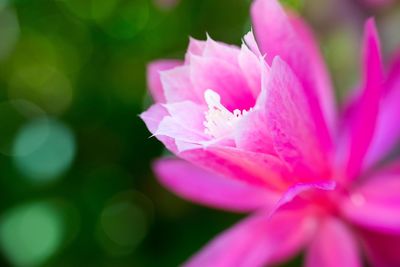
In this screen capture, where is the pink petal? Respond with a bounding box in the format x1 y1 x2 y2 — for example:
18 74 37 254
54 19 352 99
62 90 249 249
364 50 400 167
271 181 336 216
185 37 206 63
234 110 276 155
238 41 262 98
161 65 200 103
180 145 290 191
345 18 384 179
359 229 400 267
305 218 362 267
147 60 182 103
155 101 209 151
140 103 178 152
184 210 315 267
243 31 262 57
251 0 334 150
189 54 255 111
202 35 241 64
263 57 331 181
341 172 400 233
154 158 278 212
234 58 273 154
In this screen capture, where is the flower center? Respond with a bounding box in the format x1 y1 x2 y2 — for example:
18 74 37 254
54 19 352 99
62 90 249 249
203 89 251 138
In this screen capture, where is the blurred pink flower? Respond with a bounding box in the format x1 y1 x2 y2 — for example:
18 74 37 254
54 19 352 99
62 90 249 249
362 0 394 8
141 0 400 266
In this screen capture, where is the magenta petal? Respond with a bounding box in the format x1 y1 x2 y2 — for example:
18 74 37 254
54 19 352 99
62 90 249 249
288 15 337 135
180 145 290 191
341 172 400 233
154 158 278 212
359 229 400 267
365 51 400 166
147 60 182 103
271 181 336 215
251 0 334 149
345 18 384 179
305 218 362 267
264 57 331 181
184 211 314 267
234 110 275 155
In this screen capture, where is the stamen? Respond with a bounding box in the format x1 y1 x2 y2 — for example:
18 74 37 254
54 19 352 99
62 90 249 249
203 89 251 138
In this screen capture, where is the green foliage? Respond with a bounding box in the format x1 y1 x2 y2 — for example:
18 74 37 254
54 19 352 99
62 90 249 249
280 0 304 11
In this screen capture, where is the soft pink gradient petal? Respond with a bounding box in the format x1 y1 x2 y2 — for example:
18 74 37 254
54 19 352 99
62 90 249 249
154 158 278 212
346 18 384 180
180 145 290 191
189 55 255 110
185 37 206 63
161 65 200 103
365 51 400 166
234 110 275 155
140 104 178 152
154 101 209 149
264 57 331 181
288 15 337 136
147 60 182 103
305 218 362 267
238 42 262 98
251 0 333 151
359 229 400 267
272 181 336 215
202 36 241 64
341 173 400 233
184 211 315 267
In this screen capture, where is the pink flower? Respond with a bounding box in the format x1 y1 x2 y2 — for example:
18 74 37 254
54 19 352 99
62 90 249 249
362 0 394 8
141 0 400 266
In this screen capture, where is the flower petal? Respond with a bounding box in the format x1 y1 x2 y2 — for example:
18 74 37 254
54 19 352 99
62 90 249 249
345 18 384 179
161 65 200 103
288 15 337 135
251 0 334 148
305 218 362 267
263 57 331 181
147 60 182 103
154 158 278 212
140 104 178 152
341 171 400 233
359 229 400 267
189 55 255 111
364 50 400 167
238 36 263 98
180 145 290 191
184 210 314 267
185 37 206 63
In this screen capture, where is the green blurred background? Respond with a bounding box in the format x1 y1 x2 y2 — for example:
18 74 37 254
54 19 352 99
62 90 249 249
0 0 399 266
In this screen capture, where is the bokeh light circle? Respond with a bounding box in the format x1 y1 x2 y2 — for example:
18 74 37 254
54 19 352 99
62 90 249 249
96 190 153 256
13 118 76 183
9 66 74 115
0 99 46 156
0 202 64 267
